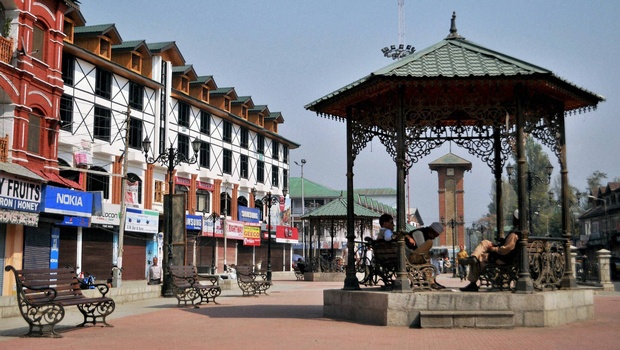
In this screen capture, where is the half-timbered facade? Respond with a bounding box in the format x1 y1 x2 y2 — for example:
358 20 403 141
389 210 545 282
58 18 298 278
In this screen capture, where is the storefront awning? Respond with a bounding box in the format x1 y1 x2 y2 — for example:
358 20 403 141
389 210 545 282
35 170 81 189
0 162 45 181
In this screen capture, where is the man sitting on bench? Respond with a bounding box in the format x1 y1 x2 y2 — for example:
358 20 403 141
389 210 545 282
459 211 520 292
405 222 445 289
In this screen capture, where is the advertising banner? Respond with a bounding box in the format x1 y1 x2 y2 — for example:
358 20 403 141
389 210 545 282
0 173 42 213
41 185 93 217
91 203 121 227
275 225 299 244
125 207 159 233
243 224 261 246
186 214 202 230
238 206 260 223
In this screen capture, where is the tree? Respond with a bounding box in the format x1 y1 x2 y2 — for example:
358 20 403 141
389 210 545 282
586 170 607 194
483 136 555 236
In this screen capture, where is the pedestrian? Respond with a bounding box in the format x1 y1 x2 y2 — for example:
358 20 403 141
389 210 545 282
456 245 468 281
148 257 162 285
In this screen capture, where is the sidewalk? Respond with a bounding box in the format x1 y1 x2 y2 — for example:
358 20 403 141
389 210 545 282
0 276 618 350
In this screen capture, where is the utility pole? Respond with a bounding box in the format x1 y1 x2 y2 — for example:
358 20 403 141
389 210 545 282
112 106 131 287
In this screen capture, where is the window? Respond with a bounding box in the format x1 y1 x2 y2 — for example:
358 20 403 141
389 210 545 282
32 24 44 61
224 98 231 111
126 173 142 205
99 37 110 57
129 117 143 150
257 134 264 154
178 134 189 160
283 145 289 163
197 191 210 213
257 160 264 183
27 114 41 154
223 120 232 143
223 149 232 174
283 169 288 191
60 95 73 132
94 106 111 142
154 180 166 203
87 166 110 199
131 52 141 72
178 101 190 127
240 155 248 179
272 141 279 160
129 82 144 110
200 111 210 134
199 141 210 168
95 68 112 99
62 54 75 86
240 127 249 149
272 165 279 187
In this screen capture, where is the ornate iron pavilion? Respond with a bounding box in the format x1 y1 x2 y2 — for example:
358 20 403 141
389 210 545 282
305 13 604 293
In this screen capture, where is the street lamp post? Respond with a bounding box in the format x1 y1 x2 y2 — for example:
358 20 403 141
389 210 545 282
142 136 201 297
507 163 553 234
209 212 219 274
251 188 281 282
294 159 306 259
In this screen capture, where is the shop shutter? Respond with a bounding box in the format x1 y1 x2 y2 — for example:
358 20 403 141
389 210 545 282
58 227 78 270
81 227 113 281
24 224 51 270
122 234 147 280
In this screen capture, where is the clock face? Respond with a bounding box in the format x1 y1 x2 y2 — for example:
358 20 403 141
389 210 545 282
447 168 454 176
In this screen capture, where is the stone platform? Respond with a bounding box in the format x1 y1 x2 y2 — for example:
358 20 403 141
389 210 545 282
323 288 594 328
304 272 346 282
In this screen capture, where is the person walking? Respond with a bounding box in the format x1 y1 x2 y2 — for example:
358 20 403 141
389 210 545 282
456 245 468 281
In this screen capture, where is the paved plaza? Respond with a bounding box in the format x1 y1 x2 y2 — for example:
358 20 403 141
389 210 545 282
0 275 618 349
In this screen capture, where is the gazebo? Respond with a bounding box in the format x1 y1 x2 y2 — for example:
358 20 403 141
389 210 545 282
305 13 604 294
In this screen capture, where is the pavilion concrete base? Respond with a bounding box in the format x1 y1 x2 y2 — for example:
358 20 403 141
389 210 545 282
323 288 594 328
304 272 345 282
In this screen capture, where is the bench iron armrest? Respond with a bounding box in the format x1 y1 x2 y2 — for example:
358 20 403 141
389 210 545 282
21 284 58 302
196 275 219 286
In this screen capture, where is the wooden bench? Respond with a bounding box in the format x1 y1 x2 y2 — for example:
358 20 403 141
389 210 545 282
169 265 221 307
235 265 272 296
370 240 437 291
478 236 566 291
5 265 115 338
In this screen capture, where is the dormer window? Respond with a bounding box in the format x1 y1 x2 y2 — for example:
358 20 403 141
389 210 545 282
241 106 248 119
202 87 209 102
99 37 111 58
224 98 231 111
180 76 189 93
131 52 142 73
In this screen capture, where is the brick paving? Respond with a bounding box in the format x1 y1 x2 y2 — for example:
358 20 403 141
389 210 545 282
0 274 618 349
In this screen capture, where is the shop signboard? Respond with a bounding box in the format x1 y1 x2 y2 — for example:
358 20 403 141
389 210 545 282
41 185 92 217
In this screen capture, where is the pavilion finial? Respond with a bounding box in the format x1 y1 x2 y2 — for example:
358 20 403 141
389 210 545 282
446 11 464 40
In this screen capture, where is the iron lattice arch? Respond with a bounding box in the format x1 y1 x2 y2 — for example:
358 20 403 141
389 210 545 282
344 80 567 173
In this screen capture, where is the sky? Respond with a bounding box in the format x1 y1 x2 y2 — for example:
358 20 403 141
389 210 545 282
81 1 619 226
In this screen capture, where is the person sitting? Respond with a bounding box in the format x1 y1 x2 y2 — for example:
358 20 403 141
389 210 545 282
404 222 445 289
459 212 520 292
296 258 307 274
376 214 395 241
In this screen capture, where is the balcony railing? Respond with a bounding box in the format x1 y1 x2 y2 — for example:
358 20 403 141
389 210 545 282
0 36 12 64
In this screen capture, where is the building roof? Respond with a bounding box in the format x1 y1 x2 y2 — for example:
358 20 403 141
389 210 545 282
74 23 122 44
354 188 397 196
429 152 472 170
288 177 340 199
300 198 379 219
305 16 604 117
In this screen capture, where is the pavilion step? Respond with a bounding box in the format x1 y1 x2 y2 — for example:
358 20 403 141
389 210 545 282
419 310 515 329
